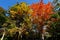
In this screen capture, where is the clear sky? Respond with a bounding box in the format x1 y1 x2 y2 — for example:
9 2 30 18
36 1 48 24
0 0 53 10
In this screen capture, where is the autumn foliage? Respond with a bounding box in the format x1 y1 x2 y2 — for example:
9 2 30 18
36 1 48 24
0 0 60 40
29 1 54 21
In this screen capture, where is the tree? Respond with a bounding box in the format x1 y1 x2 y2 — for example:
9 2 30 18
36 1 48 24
29 0 54 40
29 0 54 31
4 2 33 40
0 7 6 26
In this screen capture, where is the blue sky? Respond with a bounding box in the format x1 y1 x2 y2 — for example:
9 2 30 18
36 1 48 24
0 0 53 10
